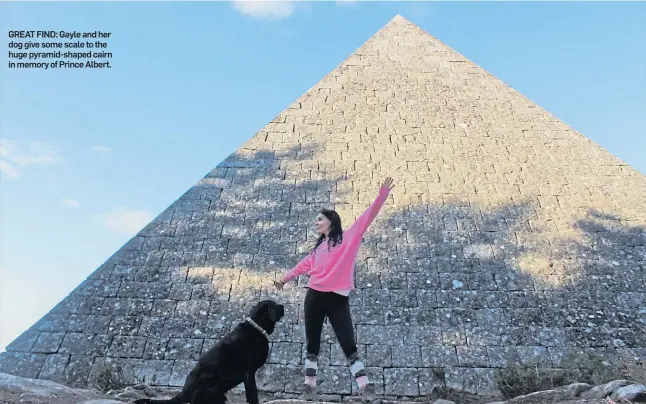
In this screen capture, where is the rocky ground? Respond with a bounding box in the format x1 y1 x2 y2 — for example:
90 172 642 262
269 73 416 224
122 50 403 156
1 372 644 404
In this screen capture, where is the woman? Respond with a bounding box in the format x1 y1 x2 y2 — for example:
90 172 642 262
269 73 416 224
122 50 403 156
274 177 395 403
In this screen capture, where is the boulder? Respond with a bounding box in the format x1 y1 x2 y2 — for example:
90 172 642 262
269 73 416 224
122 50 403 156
580 379 633 399
0 372 97 400
504 389 567 404
609 384 646 402
563 383 593 397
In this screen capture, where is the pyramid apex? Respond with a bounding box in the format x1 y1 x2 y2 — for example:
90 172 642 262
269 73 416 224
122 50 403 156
391 14 409 23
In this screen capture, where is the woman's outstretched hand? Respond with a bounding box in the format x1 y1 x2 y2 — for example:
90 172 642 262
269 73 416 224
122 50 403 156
381 177 395 191
273 280 285 290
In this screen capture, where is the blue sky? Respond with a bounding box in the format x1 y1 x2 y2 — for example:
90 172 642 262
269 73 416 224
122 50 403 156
1 1 645 351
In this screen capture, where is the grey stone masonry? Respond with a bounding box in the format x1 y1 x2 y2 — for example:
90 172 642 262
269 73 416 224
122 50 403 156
2 14 645 397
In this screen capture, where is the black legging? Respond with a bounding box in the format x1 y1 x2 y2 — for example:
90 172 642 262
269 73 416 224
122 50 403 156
304 288 357 359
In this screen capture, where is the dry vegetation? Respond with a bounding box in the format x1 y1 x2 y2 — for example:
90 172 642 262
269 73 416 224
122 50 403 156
495 351 646 399
88 362 129 393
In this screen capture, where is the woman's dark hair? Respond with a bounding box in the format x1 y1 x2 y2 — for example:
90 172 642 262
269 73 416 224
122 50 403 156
313 208 343 253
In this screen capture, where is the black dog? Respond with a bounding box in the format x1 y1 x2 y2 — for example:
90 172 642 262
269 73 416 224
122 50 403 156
133 300 285 404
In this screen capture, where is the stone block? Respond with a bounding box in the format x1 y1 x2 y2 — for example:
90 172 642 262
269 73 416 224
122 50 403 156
108 316 142 336
165 338 204 360
108 336 147 358
384 367 419 396
365 344 391 367
418 367 445 396
174 300 210 319
257 363 287 392
61 355 95 388
29 332 65 354
391 345 422 367
456 345 489 367
421 345 458 367
163 318 196 338
38 354 70 382
169 360 197 386
269 342 302 365
143 337 170 360
317 365 352 395
33 314 87 333
59 333 110 356
0 352 46 378
4 330 38 352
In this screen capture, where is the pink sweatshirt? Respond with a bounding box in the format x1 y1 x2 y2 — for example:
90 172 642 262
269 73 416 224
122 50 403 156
281 186 391 292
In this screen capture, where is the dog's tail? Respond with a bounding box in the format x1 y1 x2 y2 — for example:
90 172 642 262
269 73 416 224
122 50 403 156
132 394 186 404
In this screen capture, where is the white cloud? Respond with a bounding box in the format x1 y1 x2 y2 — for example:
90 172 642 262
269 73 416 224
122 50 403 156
0 139 61 166
92 145 112 155
60 198 80 208
0 161 20 179
0 139 62 178
404 4 433 21
231 0 294 20
98 207 153 235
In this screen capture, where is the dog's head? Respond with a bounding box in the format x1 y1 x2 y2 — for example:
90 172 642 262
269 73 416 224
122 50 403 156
248 300 285 335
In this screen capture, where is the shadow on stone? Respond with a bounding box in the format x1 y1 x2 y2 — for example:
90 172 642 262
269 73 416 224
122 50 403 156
351 198 644 399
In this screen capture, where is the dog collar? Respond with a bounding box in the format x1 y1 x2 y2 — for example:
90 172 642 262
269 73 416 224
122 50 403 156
245 317 269 339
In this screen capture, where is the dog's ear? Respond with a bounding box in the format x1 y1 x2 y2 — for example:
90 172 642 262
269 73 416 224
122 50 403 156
267 304 283 322
267 305 278 322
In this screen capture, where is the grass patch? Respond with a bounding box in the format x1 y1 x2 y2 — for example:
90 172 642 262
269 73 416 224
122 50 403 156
495 350 645 399
88 362 129 393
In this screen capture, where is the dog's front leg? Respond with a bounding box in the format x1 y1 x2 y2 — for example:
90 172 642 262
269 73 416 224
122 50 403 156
243 372 260 404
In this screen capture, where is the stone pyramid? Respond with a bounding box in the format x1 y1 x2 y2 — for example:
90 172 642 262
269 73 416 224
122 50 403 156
2 15 645 397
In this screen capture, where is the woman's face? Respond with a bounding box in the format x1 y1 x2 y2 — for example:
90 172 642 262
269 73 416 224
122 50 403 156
315 213 331 235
